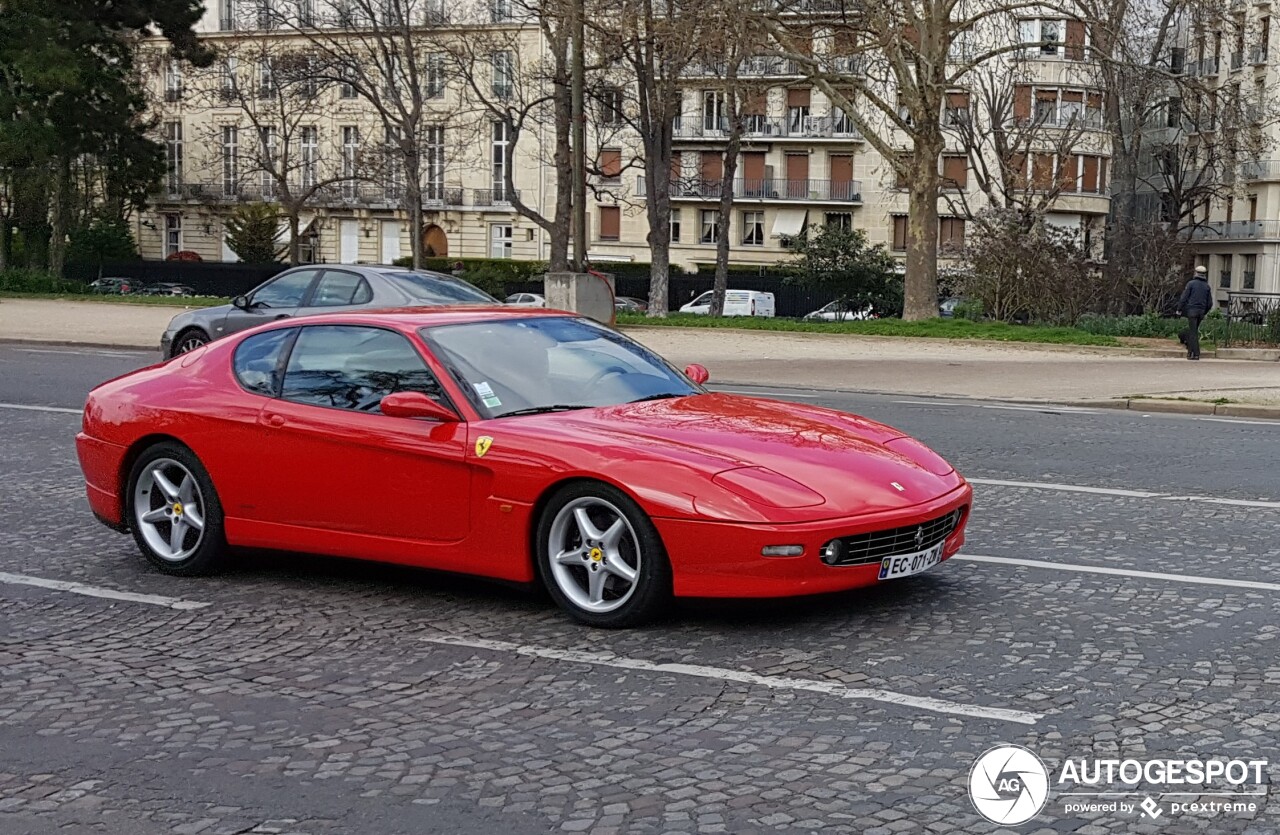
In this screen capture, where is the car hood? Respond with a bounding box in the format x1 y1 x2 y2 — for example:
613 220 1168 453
520 394 962 519
166 304 233 334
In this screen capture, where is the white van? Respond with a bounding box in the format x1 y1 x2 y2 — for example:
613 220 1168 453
679 289 776 318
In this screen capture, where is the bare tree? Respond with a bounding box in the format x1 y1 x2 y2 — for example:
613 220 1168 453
277 0 453 268
589 0 712 316
762 0 1048 320
192 39 362 264
445 0 576 271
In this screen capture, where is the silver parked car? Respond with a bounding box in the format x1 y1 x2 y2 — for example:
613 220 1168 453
160 265 498 358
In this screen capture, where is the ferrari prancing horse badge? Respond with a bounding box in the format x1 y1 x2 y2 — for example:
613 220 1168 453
474 436 493 457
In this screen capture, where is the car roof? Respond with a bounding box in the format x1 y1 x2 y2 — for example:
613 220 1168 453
254 306 574 330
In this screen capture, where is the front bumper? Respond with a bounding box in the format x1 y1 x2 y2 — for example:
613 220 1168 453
655 483 972 598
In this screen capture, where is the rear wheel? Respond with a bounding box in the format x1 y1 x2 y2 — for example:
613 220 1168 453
536 482 671 628
126 442 228 576
171 329 209 357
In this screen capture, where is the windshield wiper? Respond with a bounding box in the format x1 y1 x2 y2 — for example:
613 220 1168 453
626 392 691 404
497 404 594 417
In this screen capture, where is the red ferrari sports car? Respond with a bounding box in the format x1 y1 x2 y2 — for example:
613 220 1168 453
76 308 971 627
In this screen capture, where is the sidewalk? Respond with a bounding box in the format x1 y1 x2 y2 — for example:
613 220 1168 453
2 298 1278 411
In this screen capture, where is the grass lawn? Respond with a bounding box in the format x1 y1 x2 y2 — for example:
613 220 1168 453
616 312 1123 347
0 292 229 307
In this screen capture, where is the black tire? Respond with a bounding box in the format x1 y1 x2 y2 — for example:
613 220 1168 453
170 328 210 358
125 442 229 576
535 481 672 628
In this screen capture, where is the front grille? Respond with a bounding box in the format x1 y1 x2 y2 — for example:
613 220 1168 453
822 507 966 567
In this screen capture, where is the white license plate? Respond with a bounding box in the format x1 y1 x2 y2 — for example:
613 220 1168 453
878 541 945 580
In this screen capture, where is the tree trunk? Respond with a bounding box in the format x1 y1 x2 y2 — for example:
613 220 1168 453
405 153 424 269
549 69 573 273
47 156 72 279
711 86 742 318
643 145 672 317
0 220 9 271
287 209 301 265
904 150 941 320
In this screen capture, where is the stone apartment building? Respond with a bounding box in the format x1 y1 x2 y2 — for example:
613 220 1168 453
138 1 1116 277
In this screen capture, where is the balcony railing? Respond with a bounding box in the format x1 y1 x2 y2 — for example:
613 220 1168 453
472 188 520 206
668 177 862 202
676 115 862 141
1241 159 1280 180
1250 46 1269 65
1230 51 1244 71
1187 58 1220 77
685 57 803 77
1187 220 1280 240
219 13 235 30
152 180 471 209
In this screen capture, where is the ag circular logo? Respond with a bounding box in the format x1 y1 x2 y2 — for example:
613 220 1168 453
968 744 1050 826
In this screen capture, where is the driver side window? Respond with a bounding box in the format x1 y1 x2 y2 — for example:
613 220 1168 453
251 269 320 308
281 325 446 413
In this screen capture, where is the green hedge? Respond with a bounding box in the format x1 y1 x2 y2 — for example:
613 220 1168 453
0 269 88 294
1075 312 1228 343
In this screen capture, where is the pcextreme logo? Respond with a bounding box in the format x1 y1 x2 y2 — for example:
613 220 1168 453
968 745 1050 825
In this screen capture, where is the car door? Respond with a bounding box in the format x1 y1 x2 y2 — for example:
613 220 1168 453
298 268 374 314
254 324 471 544
220 268 322 336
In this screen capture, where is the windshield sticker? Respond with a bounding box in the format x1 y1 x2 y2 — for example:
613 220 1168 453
473 381 503 409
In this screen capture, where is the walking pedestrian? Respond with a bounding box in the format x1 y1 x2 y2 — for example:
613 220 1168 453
1176 265 1214 361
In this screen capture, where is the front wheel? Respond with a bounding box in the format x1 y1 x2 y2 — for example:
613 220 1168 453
126 442 228 576
536 482 672 628
171 329 209 357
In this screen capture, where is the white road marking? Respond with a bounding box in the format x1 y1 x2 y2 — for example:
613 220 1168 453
1199 417 1280 426
13 347 147 358
0 571 211 610
956 554 1280 593
0 402 81 415
712 388 821 399
967 477 1280 508
421 634 1042 725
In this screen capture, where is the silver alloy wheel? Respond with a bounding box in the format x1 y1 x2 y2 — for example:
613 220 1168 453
547 497 642 614
132 458 207 563
175 333 207 354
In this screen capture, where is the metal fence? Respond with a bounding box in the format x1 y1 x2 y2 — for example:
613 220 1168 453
63 261 288 297
1223 292 1280 347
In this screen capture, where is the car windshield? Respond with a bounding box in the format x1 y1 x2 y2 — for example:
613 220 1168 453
421 316 700 419
380 270 498 304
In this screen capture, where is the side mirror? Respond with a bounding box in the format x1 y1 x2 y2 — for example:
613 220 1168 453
380 391 460 421
232 295 250 310
684 363 710 385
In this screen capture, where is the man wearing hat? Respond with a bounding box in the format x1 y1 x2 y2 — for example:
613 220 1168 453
1176 264 1214 360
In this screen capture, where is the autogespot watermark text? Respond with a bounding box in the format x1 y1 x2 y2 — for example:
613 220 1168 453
969 746 1270 826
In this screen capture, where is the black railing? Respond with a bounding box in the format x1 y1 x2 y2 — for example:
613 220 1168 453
472 188 520 205
1224 292 1280 346
671 177 862 202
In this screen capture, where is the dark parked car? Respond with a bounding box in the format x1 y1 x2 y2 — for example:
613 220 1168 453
139 282 197 297
89 277 134 295
159 264 499 358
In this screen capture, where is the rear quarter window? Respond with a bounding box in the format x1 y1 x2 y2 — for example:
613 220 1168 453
233 328 294 396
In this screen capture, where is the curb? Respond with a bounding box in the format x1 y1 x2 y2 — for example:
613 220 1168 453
0 338 157 352
1070 397 1280 419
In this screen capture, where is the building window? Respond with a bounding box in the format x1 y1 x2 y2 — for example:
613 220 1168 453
600 87 624 126
891 215 908 250
165 122 183 194
491 51 513 99
491 0 512 23
741 210 764 246
1219 254 1233 289
491 121 509 199
699 209 720 244
385 126 404 199
424 0 448 23
944 92 970 126
427 53 445 98
299 126 318 189
341 126 359 199
939 217 966 252
257 58 275 99
670 208 681 243
164 214 182 257
220 57 239 99
164 61 183 101
259 126 278 198
425 125 445 201
339 69 358 99
1019 18 1063 57
787 88 811 134
600 148 622 182
942 155 967 189
256 0 275 29
1243 254 1257 289
489 223 513 258
825 212 852 230
221 125 239 197
220 0 236 30
702 90 725 133
598 206 620 241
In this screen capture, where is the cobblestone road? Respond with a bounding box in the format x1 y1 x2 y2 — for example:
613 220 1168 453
0 349 1277 834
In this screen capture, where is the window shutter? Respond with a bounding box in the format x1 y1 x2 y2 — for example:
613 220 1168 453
1081 156 1098 192
787 88 811 107
1065 20 1086 60
599 206 620 240
946 91 971 109
700 151 723 182
943 155 967 187
1014 85 1032 120
601 148 621 178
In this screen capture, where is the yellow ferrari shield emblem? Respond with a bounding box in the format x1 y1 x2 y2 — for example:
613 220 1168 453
589 547 603 562
474 436 493 457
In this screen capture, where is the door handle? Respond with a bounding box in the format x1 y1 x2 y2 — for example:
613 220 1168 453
265 414 286 427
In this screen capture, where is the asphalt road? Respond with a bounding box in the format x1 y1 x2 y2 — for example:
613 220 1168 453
1 343 1277 834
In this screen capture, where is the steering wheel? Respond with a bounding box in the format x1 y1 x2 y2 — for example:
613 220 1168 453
354 391 387 411
582 365 629 392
